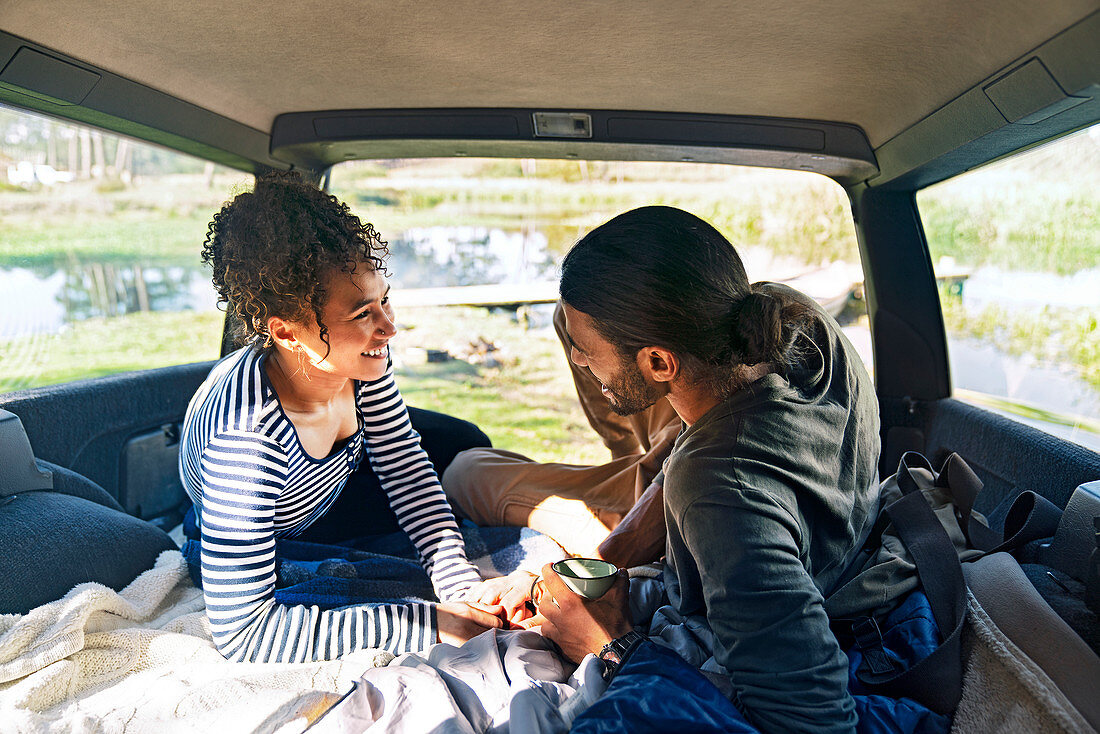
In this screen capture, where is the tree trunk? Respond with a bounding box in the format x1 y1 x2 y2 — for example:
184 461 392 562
91 131 106 178
133 264 150 312
46 128 57 170
68 132 78 174
113 139 131 181
79 129 92 179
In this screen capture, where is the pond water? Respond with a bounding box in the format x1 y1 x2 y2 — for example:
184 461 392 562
0 227 559 338
961 266 1100 313
1 228 1098 449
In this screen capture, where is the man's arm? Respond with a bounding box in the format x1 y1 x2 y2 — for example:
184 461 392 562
676 491 856 734
596 478 665 567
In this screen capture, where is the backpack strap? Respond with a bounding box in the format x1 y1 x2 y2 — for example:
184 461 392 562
938 452 1001 550
984 490 1063 555
853 453 968 715
935 452 1061 554
895 451 935 496
846 451 1062 714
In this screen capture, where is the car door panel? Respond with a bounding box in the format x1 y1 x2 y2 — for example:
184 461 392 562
0 362 213 520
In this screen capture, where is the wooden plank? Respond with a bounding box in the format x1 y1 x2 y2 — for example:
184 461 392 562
392 281 560 308
391 264 970 315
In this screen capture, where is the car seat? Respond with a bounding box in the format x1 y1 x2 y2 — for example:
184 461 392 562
0 409 176 614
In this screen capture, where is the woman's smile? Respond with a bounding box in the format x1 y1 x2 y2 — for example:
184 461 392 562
363 344 389 359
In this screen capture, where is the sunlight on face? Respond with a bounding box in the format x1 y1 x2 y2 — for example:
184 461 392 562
293 264 397 383
562 303 659 416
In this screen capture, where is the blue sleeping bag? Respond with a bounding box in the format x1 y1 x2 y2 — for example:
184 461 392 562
571 591 949 734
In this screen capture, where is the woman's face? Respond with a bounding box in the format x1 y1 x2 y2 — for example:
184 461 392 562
291 264 397 383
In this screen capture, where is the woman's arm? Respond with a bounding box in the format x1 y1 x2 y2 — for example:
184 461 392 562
357 368 483 599
198 429 439 662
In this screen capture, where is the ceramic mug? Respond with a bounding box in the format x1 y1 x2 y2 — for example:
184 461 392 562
530 558 619 605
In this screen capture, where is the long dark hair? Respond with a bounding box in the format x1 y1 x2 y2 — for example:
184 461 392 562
559 206 811 395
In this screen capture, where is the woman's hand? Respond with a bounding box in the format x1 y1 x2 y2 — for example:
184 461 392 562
464 570 538 625
535 563 633 663
436 601 508 645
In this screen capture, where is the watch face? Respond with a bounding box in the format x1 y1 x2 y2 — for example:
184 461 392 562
600 630 644 670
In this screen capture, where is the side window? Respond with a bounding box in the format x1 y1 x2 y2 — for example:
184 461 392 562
0 105 251 394
329 159 867 462
917 124 1100 451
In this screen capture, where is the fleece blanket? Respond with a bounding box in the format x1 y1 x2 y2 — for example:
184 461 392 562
181 524 566 608
0 526 565 733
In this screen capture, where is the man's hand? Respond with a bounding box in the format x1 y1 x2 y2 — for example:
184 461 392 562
436 601 507 645
463 570 538 625
535 562 633 663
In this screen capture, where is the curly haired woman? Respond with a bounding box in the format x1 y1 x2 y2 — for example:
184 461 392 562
179 172 504 663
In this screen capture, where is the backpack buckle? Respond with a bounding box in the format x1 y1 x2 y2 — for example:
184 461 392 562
853 616 898 677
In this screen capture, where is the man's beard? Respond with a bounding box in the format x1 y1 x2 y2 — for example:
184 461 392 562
604 364 661 416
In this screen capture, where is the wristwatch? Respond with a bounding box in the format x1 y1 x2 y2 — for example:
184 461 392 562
597 629 647 682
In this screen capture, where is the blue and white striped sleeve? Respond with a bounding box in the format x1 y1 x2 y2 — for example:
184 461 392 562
197 428 437 662
358 369 483 600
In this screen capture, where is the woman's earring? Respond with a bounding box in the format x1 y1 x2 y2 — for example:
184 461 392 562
294 344 310 378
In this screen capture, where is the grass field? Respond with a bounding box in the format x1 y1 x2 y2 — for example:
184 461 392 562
392 306 608 465
2 134 1099 450
0 304 610 464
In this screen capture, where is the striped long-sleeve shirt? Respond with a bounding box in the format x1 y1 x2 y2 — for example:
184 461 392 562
179 345 483 662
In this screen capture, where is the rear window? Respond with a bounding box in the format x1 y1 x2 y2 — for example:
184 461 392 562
0 104 250 394
917 124 1100 451
328 159 866 462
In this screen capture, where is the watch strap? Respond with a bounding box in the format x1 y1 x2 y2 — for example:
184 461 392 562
598 629 647 681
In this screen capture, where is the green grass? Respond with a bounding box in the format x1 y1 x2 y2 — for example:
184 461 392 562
940 295 1100 392
0 305 611 465
0 215 211 266
918 130 1100 274
920 194 1100 276
3 146 1099 456
0 310 224 393
333 167 862 264
0 173 250 266
394 306 609 464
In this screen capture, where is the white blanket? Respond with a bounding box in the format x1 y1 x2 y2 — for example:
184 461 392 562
313 630 609 734
0 551 392 733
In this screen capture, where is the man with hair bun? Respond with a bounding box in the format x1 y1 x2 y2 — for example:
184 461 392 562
450 206 881 733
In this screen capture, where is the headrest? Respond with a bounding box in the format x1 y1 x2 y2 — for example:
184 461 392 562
0 408 53 497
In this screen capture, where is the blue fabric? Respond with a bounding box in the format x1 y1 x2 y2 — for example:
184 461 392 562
845 591 940 696
572 641 758 734
571 591 950 734
183 522 558 609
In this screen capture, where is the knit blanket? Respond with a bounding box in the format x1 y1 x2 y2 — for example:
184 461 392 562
181 523 565 608
0 526 565 733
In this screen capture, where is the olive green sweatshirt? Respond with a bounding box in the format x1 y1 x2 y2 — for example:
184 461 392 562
662 284 881 734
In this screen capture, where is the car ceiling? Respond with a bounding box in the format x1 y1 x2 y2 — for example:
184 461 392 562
1 0 1097 151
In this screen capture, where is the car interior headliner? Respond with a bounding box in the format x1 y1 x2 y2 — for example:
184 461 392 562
1 1 1098 186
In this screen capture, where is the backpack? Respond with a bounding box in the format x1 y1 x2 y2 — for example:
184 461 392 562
824 451 1063 714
